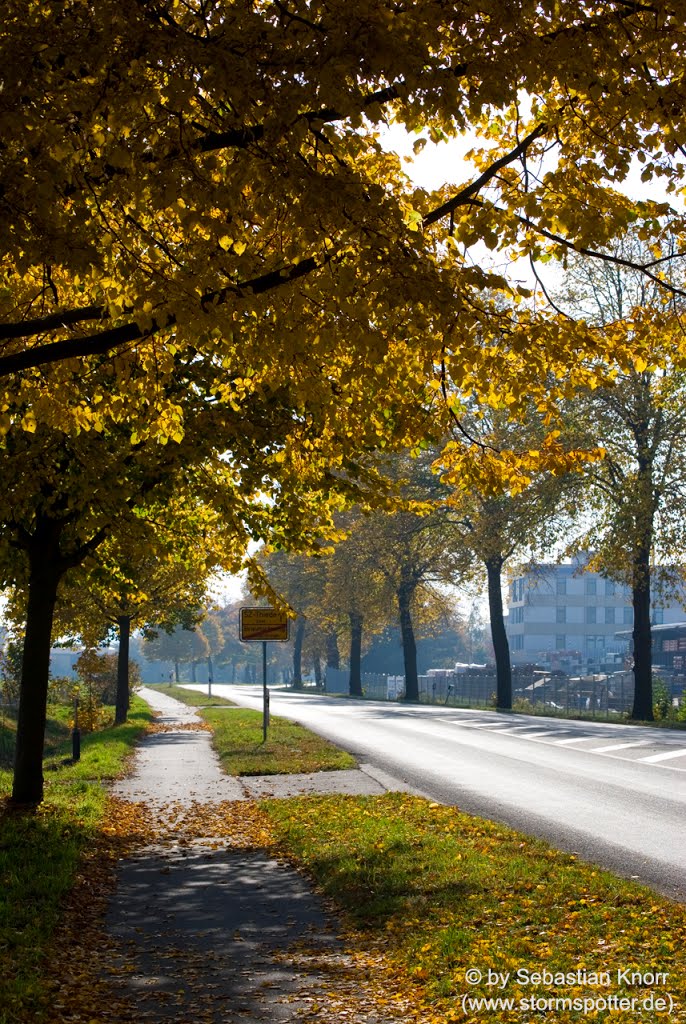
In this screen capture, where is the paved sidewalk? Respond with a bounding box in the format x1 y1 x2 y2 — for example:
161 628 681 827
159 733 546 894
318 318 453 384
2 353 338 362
112 687 395 804
103 687 404 1022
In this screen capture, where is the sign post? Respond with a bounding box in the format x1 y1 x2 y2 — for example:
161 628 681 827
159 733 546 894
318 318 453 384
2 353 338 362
239 608 290 741
262 641 268 742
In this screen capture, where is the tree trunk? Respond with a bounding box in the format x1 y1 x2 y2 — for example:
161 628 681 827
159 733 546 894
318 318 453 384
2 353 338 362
293 616 305 688
486 555 512 710
398 583 418 701
348 612 363 697
313 654 322 688
325 630 340 670
12 554 61 805
207 654 213 697
115 614 131 725
631 536 653 720
191 659 197 683
173 658 179 684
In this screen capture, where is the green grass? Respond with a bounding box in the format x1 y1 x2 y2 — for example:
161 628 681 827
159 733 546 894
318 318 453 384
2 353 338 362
0 696 153 1024
264 794 686 1019
42 698 154 781
201 707 356 775
146 683 236 707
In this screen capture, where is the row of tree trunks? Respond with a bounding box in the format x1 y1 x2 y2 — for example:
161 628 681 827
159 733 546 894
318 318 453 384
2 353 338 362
292 615 305 687
348 612 363 696
115 614 131 725
12 552 62 805
486 555 513 711
631 530 653 721
326 630 340 670
397 581 419 702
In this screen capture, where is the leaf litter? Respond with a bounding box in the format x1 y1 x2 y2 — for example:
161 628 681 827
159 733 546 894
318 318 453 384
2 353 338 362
36 793 417 1024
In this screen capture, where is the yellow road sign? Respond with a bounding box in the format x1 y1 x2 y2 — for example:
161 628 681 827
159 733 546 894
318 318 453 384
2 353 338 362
239 607 290 642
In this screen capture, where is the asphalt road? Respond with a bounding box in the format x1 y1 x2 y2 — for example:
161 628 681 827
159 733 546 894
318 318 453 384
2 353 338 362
192 685 686 902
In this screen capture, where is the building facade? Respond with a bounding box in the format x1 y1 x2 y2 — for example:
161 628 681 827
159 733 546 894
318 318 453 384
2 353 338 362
506 560 686 673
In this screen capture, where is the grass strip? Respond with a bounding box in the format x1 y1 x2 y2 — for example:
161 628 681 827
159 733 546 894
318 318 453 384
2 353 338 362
201 707 356 775
146 682 236 707
264 793 686 1022
0 696 153 1024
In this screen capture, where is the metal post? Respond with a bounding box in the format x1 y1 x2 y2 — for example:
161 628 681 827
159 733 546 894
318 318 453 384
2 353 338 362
72 698 81 762
262 641 269 742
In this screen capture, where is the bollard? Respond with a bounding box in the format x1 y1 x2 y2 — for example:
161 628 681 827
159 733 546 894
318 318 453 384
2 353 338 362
72 698 81 762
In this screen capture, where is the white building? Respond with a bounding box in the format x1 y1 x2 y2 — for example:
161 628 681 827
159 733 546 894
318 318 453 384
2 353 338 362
506 560 685 673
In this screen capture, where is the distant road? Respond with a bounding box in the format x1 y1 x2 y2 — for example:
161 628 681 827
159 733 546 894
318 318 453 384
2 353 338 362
191 685 686 901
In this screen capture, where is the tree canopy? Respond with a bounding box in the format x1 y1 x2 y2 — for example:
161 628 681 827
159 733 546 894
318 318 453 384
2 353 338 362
3 0 686 479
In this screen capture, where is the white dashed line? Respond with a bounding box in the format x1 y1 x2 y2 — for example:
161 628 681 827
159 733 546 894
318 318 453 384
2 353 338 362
589 741 652 753
554 736 603 745
638 748 686 764
451 721 505 728
448 719 686 768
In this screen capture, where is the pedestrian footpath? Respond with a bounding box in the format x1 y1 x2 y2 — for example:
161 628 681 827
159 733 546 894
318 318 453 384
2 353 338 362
102 688 402 1023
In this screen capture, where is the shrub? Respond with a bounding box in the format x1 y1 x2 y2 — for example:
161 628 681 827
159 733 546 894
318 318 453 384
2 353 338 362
0 637 23 703
652 676 674 721
73 649 141 731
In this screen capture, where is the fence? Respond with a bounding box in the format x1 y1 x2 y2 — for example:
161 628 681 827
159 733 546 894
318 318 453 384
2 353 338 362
323 667 682 720
324 668 404 700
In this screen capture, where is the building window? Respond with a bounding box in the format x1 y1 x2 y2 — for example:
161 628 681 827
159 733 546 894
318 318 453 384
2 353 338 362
652 608 664 625
585 578 597 596
556 606 566 623
605 607 615 625
512 635 524 651
586 606 597 624
605 579 616 597
555 634 566 650
623 607 634 625
556 577 567 596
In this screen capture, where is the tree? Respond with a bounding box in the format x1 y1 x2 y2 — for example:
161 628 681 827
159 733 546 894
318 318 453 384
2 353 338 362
0 421 206 804
3 1 686 471
200 611 225 695
252 550 331 687
318 510 400 696
211 601 261 684
1 346 365 805
143 623 203 685
54 502 230 721
355 454 470 701
441 410 580 709
8 1 686 795
557 243 686 719
2 296 398 804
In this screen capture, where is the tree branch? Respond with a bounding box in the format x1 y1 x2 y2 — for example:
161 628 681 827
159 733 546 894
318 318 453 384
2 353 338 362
471 199 686 300
0 252 334 374
422 124 548 228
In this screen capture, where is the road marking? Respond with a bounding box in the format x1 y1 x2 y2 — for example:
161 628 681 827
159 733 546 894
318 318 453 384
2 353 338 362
492 726 558 734
451 721 509 728
501 729 559 739
589 740 651 753
554 736 598 745
450 720 686 768
638 747 686 764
